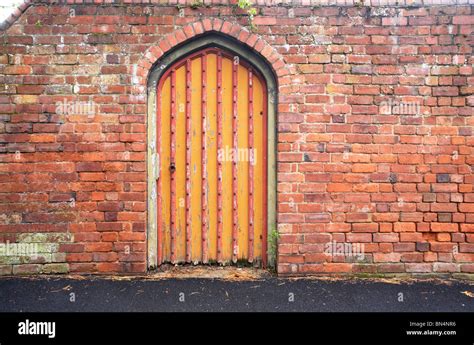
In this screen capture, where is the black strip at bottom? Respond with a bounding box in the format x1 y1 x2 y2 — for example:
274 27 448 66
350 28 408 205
0 312 472 345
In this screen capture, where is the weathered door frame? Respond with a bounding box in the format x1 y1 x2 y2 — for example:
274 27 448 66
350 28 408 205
146 33 277 269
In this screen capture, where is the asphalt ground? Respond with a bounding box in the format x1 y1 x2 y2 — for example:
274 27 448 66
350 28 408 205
0 275 473 312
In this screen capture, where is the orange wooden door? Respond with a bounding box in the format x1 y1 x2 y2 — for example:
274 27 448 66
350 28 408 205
156 47 267 266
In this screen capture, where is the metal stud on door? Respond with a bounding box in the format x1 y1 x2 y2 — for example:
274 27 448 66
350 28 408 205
156 47 267 266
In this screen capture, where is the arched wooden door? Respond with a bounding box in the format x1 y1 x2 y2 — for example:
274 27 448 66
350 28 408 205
156 47 267 266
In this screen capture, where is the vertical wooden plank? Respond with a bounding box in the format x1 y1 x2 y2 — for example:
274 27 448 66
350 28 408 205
191 57 203 263
160 77 172 263
237 64 249 260
221 56 233 263
170 70 177 264
252 77 264 262
231 58 239 263
207 53 218 262
216 52 224 263
185 59 192 263
201 53 208 263
175 65 187 263
248 69 254 263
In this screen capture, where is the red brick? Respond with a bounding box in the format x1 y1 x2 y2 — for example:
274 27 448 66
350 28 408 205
394 222 416 232
406 263 432 273
374 253 401 263
453 16 474 25
373 233 399 243
461 224 474 233
431 223 458 232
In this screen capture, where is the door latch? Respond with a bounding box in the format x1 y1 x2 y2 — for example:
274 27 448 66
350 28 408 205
169 163 176 173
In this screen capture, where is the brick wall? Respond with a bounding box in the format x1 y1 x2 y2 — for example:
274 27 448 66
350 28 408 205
0 0 473 276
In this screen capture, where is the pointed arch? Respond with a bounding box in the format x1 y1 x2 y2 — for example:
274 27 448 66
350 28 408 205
136 19 290 87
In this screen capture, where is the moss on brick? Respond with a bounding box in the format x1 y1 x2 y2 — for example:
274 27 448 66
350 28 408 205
0 265 13 276
42 263 69 274
17 233 72 243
